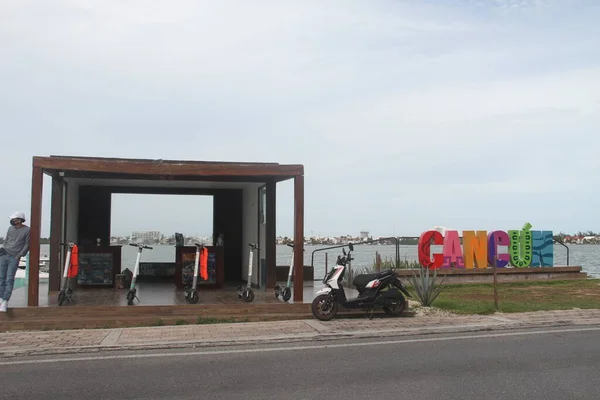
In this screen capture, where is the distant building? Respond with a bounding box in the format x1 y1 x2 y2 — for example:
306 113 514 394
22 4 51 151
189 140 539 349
431 226 452 236
131 231 161 243
360 231 369 239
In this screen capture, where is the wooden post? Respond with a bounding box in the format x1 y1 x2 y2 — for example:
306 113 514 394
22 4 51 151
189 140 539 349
49 174 64 292
293 175 304 302
28 166 44 307
265 181 277 289
493 257 499 310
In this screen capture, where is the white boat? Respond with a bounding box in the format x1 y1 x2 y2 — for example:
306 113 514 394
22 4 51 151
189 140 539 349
15 268 49 279
16 254 51 279
18 254 50 269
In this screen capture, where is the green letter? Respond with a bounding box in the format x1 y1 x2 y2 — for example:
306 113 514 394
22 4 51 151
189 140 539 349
508 222 533 268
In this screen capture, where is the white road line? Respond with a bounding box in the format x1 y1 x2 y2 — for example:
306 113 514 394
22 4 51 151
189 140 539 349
1 326 599 366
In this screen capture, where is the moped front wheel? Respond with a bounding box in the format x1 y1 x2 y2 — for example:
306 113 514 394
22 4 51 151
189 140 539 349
311 294 337 321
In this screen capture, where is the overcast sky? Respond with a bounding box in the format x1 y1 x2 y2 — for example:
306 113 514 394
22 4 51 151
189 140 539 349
1 0 599 238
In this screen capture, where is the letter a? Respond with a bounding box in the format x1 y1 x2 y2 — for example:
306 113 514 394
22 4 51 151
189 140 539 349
441 230 464 268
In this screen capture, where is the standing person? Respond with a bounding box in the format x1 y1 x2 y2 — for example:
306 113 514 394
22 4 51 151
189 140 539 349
0 212 30 312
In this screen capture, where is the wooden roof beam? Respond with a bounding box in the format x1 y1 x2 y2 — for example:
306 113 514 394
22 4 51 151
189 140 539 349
33 156 303 177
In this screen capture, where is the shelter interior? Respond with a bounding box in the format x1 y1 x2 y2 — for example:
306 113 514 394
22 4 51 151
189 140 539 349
26 156 305 307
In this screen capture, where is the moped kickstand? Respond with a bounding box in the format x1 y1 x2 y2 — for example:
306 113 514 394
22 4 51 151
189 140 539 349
364 308 375 320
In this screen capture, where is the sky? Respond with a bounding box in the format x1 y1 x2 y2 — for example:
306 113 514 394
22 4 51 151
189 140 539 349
1 0 599 238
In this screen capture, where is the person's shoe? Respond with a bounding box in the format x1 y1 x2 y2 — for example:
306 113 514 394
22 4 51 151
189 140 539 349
0 300 7 312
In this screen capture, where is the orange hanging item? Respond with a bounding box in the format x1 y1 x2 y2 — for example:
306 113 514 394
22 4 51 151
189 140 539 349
199 247 208 281
68 244 79 278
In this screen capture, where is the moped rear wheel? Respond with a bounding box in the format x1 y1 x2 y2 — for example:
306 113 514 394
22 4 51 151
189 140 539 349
383 296 407 316
311 294 337 321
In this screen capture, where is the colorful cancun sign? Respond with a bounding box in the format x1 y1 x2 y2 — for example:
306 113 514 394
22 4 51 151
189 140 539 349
418 223 554 269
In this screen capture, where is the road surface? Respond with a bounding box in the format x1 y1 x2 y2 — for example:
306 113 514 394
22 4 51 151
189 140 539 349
1 326 600 399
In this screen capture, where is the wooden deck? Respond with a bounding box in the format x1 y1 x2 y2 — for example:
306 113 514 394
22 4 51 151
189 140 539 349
0 282 325 331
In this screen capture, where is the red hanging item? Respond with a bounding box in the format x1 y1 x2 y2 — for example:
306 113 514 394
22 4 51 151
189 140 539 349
200 247 208 281
68 245 79 278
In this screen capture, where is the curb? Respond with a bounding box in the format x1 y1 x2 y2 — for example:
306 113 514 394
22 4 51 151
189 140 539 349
0 319 585 358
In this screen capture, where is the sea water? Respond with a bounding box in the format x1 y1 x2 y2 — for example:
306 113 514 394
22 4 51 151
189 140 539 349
27 243 600 282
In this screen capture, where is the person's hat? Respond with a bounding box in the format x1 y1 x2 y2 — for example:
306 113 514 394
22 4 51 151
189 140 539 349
9 211 26 222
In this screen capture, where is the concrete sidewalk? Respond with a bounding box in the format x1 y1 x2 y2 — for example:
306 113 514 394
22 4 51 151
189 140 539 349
2 308 600 357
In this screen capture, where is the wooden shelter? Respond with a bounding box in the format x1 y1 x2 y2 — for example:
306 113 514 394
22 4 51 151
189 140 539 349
27 156 305 306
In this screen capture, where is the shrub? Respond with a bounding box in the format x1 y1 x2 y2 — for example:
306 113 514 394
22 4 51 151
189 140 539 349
408 267 447 307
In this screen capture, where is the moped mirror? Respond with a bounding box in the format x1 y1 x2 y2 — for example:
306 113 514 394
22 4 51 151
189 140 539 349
348 243 354 251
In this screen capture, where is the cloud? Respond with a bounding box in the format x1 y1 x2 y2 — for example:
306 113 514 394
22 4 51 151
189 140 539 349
0 0 599 237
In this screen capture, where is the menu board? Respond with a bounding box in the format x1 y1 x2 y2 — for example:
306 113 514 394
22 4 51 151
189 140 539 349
181 251 217 285
139 263 176 278
77 252 114 286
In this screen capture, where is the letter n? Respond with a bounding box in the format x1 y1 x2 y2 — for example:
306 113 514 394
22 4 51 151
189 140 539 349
463 231 488 269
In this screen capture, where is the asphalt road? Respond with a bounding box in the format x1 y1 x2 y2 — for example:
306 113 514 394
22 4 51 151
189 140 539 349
2 326 600 399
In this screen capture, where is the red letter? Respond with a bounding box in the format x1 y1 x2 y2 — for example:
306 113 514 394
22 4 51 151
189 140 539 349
418 230 444 269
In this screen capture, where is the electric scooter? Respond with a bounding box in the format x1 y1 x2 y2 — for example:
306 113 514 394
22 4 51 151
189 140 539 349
127 243 153 306
311 243 412 321
57 242 75 306
275 243 296 302
184 243 204 304
237 243 259 302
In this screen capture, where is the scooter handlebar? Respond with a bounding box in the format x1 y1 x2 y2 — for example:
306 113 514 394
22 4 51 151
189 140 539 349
248 243 259 250
194 243 205 248
129 243 153 250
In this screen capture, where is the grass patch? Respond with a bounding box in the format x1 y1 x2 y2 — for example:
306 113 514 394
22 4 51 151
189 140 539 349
431 279 600 314
196 316 238 324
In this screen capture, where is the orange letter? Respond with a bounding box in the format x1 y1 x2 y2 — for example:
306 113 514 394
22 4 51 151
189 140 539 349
463 230 488 269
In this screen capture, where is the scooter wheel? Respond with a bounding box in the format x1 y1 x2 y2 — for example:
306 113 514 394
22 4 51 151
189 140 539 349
188 291 199 304
126 290 135 306
282 287 292 302
311 294 337 321
241 289 254 302
58 291 66 306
